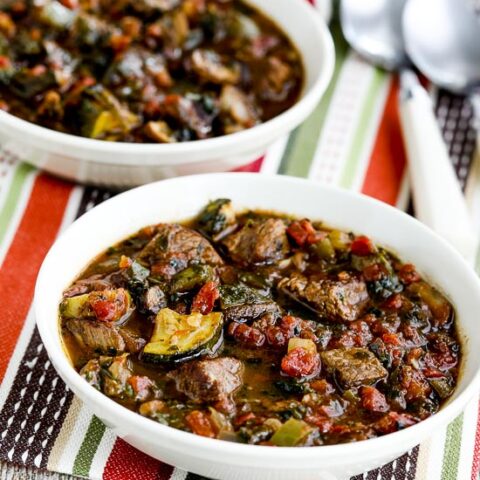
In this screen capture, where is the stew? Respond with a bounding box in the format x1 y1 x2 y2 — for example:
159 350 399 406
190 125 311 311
0 0 303 142
59 200 460 446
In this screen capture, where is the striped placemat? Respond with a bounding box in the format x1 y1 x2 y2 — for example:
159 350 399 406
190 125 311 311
0 3 479 480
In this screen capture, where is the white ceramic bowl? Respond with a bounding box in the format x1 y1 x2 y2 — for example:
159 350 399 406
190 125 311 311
35 174 480 480
0 0 334 188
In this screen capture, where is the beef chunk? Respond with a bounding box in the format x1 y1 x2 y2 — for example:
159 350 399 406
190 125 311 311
141 286 167 314
138 224 223 278
279 273 369 322
223 218 289 265
168 357 243 404
119 329 147 353
67 319 125 354
224 302 281 323
321 348 388 389
63 273 117 297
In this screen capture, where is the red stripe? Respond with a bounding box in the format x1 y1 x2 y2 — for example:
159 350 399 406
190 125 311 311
0 173 72 382
361 78 407 206
232 156 264 173
471 399 480 480
103 438 172 480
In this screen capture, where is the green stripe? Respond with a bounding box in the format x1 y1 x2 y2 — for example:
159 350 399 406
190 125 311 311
440 413 464 480
0 162 34 245
338 68 387 189
278 17 349 178
72 416 106 476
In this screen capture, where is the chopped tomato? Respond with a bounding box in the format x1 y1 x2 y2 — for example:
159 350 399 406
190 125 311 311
382 333 402 346
185 410 216 438
191 281 220 315
88 288 130 323
234 412 256 427
109 34 131 53
350 236 375 256
60 0 78 8
0 55 11 69
310 379 335 395
228 322 265 347
305 414 332 433
265 326 288 348
362 263 385 281
287 220 321 247
422 368 445 378
128 376 153 401
281 347 320 378
31 64 47 76
398 264 420 284
119 255 132 269
374 412 416 434
400 366 431 401
383 293 403 310
360 386 389 413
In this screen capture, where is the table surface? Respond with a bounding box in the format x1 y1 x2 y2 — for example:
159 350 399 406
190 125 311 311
0 463 77 479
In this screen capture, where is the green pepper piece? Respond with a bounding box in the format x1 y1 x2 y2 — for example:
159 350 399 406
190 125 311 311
171 265 214 293
328 230 350 251
219 283 270 309
429 377 454 399
313 237 336 261
270 418 313 447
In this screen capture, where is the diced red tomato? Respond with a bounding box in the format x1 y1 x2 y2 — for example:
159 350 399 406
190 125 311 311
0 55 11 69
400 366 431 401
374 412 416 434
119 255 132 269
350 236 375 256
60 0 78 8
110 34 131 53
362 263 385 281
383 293 403 310
234 412 256 427
90 300 116 322
360 386 389 413
287 220 322 247
422 368 445 378
185 410 216 438
228 322 265 347
281 347 321 378
128 376 153 401
265 326 288 348
89 289 129 323
310 379 335 395
191 281 219 315
305 414 332 433
31 64 47 76
382 333 402 346
398 264 420 284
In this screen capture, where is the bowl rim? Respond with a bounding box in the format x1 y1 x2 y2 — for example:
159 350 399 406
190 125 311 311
0 0 335 166
34 173 480 466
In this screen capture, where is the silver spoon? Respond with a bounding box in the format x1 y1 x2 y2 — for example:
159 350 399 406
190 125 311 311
341 0 477 263
403 0 480 135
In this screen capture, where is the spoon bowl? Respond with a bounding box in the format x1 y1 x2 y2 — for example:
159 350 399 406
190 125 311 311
340 0 408 71
403 0 480 95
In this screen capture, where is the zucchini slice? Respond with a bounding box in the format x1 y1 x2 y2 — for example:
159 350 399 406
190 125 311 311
143 308 223 364
60 293 93 319
60 288 133 324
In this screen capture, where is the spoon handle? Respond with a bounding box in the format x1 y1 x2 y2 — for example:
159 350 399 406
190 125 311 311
398 70 478 263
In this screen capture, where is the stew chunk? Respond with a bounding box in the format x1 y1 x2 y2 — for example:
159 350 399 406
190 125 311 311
168 357 243 404
138 224 223 277
67 319 125 354
321 348 388 389
279 273 369 322
223 218 289 265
